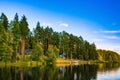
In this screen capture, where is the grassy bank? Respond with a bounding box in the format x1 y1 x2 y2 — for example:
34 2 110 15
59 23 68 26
0 61 44 67
56 58 91 64
0 58 119 67
0 58 87 67
56 58 120 64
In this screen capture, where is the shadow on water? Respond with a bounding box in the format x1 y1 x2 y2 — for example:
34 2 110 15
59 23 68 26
0 63 120 80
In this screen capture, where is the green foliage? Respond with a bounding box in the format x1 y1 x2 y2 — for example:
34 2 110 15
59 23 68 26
33 22 43 43
24 55 31 61
46 45 60 64
59 31 69 58
52 32 60 48
0 13 8 30
20 15 29 38
48 45 59 58
20 15 30 58
97 49 120 62
11 13 21 61
0 22 13 62
31 43 43 61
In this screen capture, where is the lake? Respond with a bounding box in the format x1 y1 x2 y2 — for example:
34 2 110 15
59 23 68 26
0 63 120 80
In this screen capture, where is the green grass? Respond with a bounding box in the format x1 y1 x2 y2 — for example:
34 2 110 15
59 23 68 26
0 58 119 68
0 61 44 67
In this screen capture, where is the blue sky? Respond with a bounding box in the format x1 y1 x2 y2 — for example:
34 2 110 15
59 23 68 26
0 0 120 53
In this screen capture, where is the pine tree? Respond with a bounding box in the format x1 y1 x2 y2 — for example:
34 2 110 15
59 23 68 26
12 13 21 52
20 15 29 58
0 22 13 62
0 13 9 30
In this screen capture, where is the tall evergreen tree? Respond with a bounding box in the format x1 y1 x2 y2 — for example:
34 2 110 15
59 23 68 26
20 15 29 58
44 26 53 55
34 22 43 43
52 32 60 48
12 13 21 52
69 34 75 60
10 13 21 61
0 13 8 30
60 31 69 58
0 22 13 62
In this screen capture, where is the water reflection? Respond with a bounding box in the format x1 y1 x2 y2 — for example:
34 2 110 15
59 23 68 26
97 63 120 80
0 63 120 80
57 64 98 80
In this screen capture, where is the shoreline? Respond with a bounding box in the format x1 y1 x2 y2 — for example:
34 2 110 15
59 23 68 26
0 58 119 67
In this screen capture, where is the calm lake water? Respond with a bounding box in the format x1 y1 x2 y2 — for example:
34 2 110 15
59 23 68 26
0 63 120 80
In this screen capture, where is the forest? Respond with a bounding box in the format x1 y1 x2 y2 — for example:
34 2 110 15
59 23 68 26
0 13 120 64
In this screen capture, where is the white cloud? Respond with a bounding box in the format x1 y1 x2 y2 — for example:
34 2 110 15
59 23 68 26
41 22 53 27
93 30 120 34
93 38 104 42
104 36 120 39
100 30 120 34
59 23 69 27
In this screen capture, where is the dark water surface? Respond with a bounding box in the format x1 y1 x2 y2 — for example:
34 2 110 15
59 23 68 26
0 63 120 80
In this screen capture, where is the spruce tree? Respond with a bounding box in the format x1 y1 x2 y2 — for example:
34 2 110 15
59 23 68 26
20 15 29 58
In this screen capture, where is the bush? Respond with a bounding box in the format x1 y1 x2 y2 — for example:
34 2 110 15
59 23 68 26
31 43 43 61
46 45 60 64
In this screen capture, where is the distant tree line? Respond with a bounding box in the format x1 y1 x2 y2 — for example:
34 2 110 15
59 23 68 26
97 49 120 62
0 13 120 62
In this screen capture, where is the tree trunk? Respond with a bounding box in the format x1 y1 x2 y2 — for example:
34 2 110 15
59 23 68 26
70 51 72 60
20 70 23 80
21 38 25 58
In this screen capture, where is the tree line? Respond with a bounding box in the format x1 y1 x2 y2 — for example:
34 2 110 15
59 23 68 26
0 13 120 63
97 49 120 62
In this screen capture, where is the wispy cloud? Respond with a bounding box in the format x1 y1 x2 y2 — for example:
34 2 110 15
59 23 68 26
42 22 53 27
56 21 69 27
59 23 69 27
100 30 120 34
93 30 120 34
104 36 120 40
93 38 104 42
